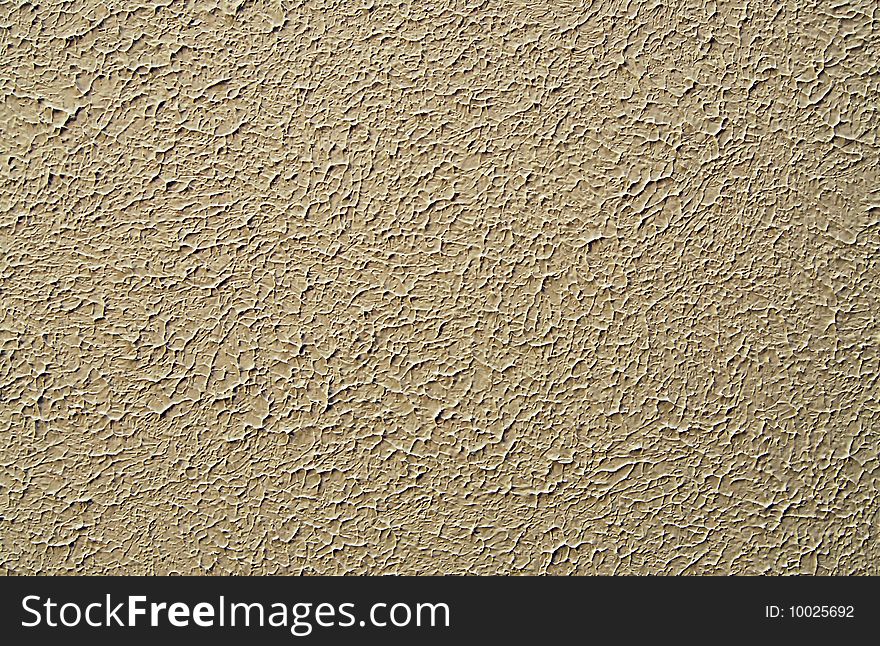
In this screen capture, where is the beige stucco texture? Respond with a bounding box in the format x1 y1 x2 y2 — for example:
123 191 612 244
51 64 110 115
1 0 878 575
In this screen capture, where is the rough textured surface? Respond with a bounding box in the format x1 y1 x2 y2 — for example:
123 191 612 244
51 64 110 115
1 0 879 575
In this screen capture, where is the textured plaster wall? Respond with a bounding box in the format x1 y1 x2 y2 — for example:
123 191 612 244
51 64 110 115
1 0 878 575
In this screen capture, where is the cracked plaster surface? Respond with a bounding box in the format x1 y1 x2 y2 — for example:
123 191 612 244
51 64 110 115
1 0 878 574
